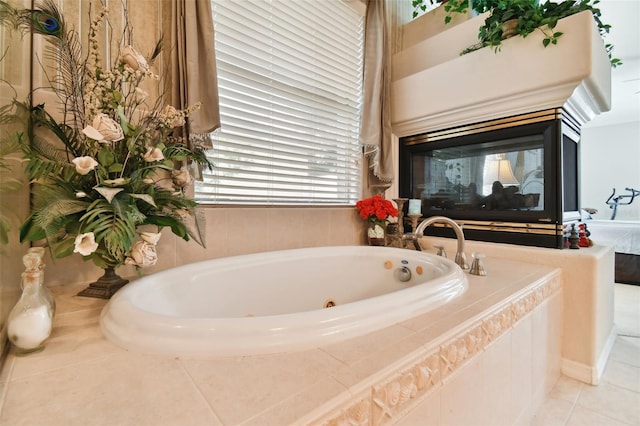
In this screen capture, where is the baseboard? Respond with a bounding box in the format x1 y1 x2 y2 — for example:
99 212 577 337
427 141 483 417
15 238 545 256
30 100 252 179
561 326 617 385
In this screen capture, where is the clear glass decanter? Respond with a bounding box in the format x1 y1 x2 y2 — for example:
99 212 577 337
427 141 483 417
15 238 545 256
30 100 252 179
7 253 54 355
26 247 56 315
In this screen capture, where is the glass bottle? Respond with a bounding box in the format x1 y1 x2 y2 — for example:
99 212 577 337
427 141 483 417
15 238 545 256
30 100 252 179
26 247 55 315
7 254 54 355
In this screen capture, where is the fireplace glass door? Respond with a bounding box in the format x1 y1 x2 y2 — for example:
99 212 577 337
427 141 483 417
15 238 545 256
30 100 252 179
412 135 544 214
399 111 580 248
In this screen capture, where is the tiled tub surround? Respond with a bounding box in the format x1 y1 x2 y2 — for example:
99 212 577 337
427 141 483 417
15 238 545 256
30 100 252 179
30 205 613 384
0 258 562 425
419 237 615 385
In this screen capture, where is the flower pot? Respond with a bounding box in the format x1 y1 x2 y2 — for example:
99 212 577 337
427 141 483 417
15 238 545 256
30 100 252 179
77 267 129 299
367 223 386 246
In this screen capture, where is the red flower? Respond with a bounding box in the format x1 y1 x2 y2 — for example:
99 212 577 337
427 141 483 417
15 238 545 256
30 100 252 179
355 195 398 224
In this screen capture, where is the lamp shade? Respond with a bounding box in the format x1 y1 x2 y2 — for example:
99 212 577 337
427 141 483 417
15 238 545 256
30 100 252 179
483 155 520 194
496 159 519 185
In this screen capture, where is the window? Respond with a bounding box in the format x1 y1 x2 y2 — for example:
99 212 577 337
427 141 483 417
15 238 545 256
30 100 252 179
195 0 365 206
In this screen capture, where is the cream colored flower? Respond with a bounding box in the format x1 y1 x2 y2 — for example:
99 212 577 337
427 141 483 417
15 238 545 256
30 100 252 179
91 113 124 141
75 191 87 198
162 105 185 128
139 232 161 245
143 147 164 162
125 241 158 267
119 45 149 71
171 169 192 188
81 125 105 141
73 232 99 256
72 156 99 175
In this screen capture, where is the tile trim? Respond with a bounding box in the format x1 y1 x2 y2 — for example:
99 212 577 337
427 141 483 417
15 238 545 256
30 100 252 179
308 272 562 426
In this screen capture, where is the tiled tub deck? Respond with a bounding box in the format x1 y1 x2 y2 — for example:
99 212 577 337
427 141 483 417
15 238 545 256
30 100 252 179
0 257 562 425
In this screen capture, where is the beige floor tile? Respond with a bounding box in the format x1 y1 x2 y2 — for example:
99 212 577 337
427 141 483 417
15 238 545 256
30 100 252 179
529 397 573 426
610 336 640 368
576 381 640 425
602 358 640 393
615 284 640 337
548 375 584 404
567 405 634 426
0 352 221 426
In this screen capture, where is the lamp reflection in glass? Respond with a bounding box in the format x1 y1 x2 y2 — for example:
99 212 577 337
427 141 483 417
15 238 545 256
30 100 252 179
482 154 519 195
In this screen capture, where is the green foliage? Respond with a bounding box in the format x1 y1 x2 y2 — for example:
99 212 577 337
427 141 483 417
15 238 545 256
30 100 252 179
6 1 214 270
415 0 621 68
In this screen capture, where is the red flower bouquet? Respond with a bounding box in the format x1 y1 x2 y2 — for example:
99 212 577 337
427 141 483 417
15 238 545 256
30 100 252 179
355 195 398 244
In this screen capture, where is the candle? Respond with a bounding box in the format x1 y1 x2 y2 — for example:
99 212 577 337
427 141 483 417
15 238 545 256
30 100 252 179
408 199 421 215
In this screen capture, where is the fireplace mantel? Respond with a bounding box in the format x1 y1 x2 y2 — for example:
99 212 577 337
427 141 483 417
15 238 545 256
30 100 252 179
391 11 612 137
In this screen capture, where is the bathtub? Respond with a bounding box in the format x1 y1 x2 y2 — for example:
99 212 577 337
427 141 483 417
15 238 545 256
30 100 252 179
100 246 467 357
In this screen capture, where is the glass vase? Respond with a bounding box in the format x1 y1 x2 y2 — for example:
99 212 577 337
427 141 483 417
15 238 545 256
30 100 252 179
7 262 53 355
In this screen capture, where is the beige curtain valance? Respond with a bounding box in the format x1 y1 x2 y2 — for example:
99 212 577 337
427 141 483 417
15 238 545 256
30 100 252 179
361 0 394 191
165 0 221 149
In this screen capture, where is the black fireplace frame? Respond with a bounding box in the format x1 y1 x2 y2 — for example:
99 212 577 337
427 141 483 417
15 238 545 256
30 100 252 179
399 109 581 249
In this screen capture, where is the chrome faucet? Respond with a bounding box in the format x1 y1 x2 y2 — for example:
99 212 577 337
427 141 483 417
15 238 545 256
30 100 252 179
411 216 469 270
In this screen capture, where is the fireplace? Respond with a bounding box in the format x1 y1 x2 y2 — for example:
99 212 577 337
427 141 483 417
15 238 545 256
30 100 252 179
392 11 612 249
399 109 581 248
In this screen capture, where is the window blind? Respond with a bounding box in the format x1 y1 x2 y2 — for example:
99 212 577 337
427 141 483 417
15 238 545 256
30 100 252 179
196 0 364 205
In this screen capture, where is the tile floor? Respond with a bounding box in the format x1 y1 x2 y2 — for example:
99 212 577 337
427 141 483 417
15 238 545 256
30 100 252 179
530 283 640 426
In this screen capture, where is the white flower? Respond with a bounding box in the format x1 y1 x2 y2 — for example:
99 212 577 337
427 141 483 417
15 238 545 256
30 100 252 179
125 241 158 267
143 147 164 162
162 105 185 128
81 125 105 141
119 45 149 71
76 191 87 198
92 113 124 142
139 232 161 245
171 169 192 188
72 156 99 175
73 232 99 256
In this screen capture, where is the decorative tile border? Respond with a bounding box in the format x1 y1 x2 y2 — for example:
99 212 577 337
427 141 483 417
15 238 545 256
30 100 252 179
311 272 562 426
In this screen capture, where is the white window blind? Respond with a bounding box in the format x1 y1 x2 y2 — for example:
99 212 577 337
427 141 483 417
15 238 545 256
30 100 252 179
196 0 364 205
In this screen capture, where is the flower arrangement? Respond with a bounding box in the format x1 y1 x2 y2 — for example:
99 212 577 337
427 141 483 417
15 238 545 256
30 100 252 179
10 2 212 273
355 195 398 241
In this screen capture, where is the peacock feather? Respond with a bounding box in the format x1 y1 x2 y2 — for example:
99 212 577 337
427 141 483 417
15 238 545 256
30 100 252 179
17 1 86 129
18 0 64 37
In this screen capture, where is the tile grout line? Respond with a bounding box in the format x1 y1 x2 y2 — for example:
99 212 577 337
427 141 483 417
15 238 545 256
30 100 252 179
176 360 225 424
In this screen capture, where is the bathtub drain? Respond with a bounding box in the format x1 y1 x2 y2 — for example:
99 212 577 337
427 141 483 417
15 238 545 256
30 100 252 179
323 298 336 308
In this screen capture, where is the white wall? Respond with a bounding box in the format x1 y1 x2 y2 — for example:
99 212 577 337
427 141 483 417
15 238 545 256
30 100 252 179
580 121 640 221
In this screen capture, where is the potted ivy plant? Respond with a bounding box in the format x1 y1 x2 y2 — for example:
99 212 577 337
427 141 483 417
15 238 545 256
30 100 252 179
412 0 621 68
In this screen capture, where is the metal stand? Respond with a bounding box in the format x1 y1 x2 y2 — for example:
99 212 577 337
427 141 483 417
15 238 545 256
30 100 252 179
407 213 423 233
387 199 408 247
77 267 129 299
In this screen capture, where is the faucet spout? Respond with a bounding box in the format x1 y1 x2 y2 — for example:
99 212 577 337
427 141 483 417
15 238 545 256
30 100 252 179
414 216 469 270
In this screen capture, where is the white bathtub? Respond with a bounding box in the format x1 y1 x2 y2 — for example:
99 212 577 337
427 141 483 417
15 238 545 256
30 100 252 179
100 246 467 357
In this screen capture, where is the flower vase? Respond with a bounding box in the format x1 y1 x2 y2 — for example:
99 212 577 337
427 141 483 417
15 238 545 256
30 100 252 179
77 267 129 299
367 223 386 246
8 256 53 355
